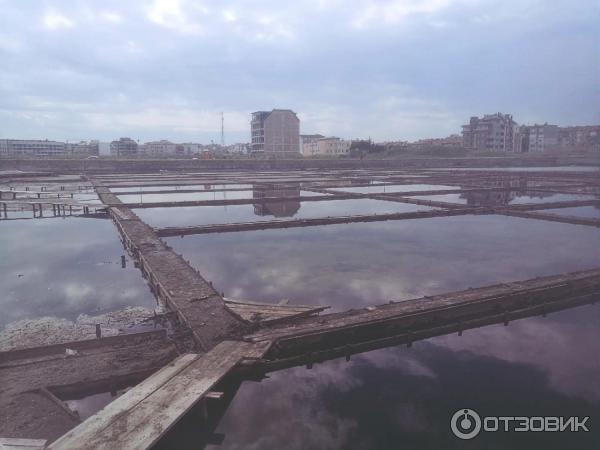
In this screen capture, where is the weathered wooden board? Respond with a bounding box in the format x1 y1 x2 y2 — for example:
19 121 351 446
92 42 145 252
0 437 48 450
224 298 328 323
48 341 270 450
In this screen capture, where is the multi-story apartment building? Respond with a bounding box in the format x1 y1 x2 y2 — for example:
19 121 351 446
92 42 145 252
462 113 518 152
519 124 559 153
0 139 67 157
304 137 351 156
557 125 600 152
251 109 300 154
110 137 138 157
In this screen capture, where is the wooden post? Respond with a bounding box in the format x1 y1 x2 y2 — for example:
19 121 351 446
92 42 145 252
121 255 126 268
96 324 101 339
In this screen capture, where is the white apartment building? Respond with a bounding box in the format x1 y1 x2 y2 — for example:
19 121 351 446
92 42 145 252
142 140 179 156
300 134 324 155
0 139 67 157
304 137 351 156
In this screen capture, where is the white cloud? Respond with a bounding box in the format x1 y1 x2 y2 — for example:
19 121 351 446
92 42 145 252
146 0 205 34
352 0 458 28
100 11 123 24
222 9 238 23
43 10 74 30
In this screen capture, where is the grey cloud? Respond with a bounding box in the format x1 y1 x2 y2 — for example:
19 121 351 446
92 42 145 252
0 0 597 142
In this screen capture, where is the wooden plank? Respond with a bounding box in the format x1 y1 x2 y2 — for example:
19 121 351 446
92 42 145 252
0 438 47 450
245 268 600 344
48 354 199 449
48 341 270 450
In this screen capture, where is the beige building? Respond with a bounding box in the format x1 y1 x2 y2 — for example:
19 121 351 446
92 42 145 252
304 137 351 156
251 109 300 154
300 134 324 155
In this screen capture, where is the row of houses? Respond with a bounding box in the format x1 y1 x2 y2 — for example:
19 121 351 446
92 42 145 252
462 113 600 153
0 139 100 157
109 138 249 157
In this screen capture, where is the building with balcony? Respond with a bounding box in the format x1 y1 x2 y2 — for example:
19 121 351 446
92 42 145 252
462 113 519 152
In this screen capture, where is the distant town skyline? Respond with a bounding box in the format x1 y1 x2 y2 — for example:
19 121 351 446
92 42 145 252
0 1 598 144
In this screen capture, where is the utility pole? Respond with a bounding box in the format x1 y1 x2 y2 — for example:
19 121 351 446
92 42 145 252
221 112 225 146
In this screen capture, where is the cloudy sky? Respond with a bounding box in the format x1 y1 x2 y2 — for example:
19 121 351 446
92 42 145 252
0 0 598 144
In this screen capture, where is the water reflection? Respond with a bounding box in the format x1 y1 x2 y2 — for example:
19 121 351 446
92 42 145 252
166 215 600 311
158 304 600 450
135 198 434 228
412 190 595 206
0 217 156 327
253 183 301 217
543 206 600 219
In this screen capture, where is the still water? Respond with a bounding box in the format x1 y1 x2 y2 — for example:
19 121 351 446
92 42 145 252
165 215 600 310
408 192 594 206
159 215 600 449
180 304 599 450
117 190 326 203
543 206 600 220
135 199 435 228
0 216 155 327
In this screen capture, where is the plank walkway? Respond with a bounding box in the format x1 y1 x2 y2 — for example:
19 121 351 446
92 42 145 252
243 268 600 367
92 182 247 351
154 199 600 236
0 331 177 443
47 341 270 450
154 208 478 236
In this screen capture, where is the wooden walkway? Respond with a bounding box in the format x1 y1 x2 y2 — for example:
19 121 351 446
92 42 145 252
40 268 600 448
242 268 600 371
0 331 177 443
154 199 600 236
47 341 270 450
92 182 247 351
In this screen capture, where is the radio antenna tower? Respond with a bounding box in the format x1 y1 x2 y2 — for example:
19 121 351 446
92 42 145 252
220 112 225 146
